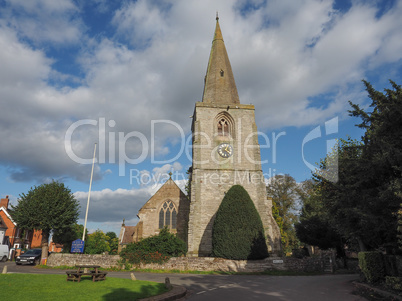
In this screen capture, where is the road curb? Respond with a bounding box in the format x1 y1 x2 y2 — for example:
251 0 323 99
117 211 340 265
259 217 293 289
139 284 187 301
353 281 402 301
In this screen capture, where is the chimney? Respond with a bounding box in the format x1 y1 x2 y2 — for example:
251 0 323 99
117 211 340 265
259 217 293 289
0 196 9 209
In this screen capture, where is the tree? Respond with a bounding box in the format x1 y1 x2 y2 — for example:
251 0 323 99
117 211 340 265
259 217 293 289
311 137 377 251
266 174 301 254
11 181 79 261
52 223 85 253
295 180 343 253
296 81 402 254
212 185 268 260
106 232 119 255
84 230 111 254
349 80 402 252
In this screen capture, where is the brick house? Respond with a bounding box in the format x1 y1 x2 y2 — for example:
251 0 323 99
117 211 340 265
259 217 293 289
0 196 63 254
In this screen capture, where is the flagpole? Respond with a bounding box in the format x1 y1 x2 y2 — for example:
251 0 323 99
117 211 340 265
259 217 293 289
82 143 97 242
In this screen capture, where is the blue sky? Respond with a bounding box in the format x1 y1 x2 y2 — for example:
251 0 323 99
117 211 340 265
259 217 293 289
0 0 401 235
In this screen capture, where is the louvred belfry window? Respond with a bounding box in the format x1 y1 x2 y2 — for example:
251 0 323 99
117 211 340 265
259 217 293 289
215 112 235 138
217 118 229 136
159 200 177 229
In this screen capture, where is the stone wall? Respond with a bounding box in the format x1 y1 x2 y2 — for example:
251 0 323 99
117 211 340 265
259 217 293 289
47 253 121 268
135 256 324 273
47 253 325 273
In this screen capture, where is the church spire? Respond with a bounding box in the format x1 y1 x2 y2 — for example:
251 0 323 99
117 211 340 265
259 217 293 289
202 15 240 104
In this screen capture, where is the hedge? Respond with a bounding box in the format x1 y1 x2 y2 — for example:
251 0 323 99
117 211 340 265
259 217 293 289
358 251 385 283
385 276 402 291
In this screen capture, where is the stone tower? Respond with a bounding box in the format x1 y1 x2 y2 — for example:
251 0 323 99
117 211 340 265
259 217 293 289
187 16 281 257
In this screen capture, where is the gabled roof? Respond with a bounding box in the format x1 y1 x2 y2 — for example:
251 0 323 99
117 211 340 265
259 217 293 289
138 178 187 212
0 207 17 226
121 226 136 244
202 15 240 105
0 215 8 229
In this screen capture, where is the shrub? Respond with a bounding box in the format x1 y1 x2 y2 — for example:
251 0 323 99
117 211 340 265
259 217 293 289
358 251 385 283
385 276 402 291
120 227 187 265
212 185 269 260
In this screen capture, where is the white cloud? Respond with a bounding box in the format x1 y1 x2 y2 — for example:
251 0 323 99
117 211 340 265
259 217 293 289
0 0 401 186
2 0 83 45
74 187 152 223
74 169 188 225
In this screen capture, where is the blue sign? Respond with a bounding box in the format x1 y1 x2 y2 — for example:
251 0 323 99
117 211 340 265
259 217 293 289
71 239 85 253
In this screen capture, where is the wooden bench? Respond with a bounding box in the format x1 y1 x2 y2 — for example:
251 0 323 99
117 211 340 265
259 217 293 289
66 270 85 282
66 270 107 282
92 271 107 282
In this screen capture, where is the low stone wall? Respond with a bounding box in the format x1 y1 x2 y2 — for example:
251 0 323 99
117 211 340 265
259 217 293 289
135 256 324 272
47 253 325 272
47 253 120 268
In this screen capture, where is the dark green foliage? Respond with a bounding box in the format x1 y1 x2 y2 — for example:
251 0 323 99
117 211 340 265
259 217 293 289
348 80 402 251
385 276 402 291
106 232 119 255
212 185 268 260
184 166 192 198
297 81 402 253
120 227 187 264
11 181 80 256
52 224 85 253
358 251 385 283
295 215 341 250
296 179 342 252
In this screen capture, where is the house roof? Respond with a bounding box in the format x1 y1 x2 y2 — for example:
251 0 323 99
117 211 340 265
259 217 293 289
0 207 17 226
0 215 7 229
121 226 136 244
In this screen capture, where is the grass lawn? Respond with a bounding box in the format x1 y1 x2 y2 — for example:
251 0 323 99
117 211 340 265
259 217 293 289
0 273 169 301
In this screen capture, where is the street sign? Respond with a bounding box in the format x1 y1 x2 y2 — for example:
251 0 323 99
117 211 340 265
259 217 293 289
71 239 85 253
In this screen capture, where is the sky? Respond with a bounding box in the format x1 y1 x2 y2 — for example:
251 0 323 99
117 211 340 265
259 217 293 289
0 0 401 236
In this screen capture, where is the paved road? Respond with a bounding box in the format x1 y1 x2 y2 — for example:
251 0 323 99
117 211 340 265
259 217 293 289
0 261 366 300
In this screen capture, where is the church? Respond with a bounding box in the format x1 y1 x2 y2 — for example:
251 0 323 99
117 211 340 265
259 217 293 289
118 16 281 256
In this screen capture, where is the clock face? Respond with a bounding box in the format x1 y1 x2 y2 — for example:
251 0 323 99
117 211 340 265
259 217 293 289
217 143 233 158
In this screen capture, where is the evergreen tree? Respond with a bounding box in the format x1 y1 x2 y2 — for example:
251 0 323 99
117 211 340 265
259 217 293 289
296 180 342 253
298 80 402 253
212 185 268 260
349 80 402 252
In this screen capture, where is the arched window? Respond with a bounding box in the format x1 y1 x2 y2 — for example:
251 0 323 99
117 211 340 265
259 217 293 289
217 118 229 136
216 112 235 138
159 200 177 229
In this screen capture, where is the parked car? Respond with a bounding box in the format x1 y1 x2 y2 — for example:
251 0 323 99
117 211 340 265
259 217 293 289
15 249 42 265
0 245 9 262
